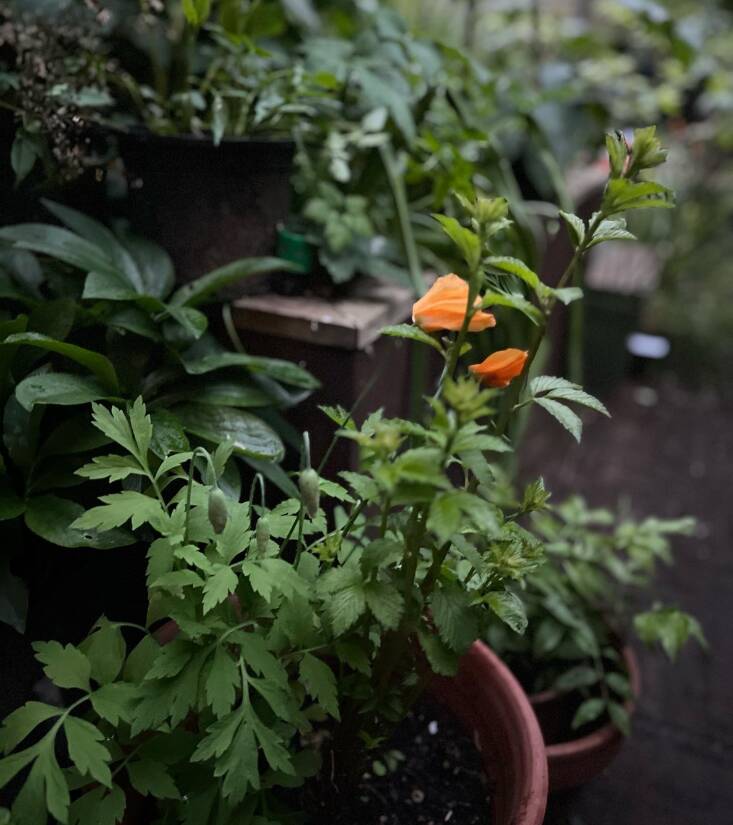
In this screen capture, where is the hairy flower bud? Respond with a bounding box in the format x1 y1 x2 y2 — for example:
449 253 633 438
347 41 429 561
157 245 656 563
299 468 320 519
207 487 228 534
255 515 270 555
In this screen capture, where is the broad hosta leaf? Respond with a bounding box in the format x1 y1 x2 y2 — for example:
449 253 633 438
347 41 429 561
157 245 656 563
0 223 118 276
380 323 444 354
182 351 319 390
15 373 115 411
191 379 274 409
170 257 296 307
174 403 285 462
42 200 142 289
24 495 135 549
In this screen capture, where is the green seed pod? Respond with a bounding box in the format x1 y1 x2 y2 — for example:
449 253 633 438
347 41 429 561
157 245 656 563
255 514 270 555
299 468 320 519
208 487 228 534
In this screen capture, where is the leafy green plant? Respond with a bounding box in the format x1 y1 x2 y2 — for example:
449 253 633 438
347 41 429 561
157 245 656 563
0 127 682 821
0 200 317 632
488 495 705 736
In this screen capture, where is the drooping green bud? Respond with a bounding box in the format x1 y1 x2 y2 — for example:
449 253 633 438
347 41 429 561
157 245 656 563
207 487 228 534
255 514 270 555
299 468 320 519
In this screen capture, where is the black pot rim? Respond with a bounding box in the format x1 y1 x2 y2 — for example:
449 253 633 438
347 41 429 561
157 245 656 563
96 121 295 149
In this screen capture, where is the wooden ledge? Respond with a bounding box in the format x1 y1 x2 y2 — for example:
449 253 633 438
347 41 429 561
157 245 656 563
231 276 420 351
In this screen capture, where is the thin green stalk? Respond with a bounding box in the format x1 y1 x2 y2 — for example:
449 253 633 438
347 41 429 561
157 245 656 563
379 142 425 297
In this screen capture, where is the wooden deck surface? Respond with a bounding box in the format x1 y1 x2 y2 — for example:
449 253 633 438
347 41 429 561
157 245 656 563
521 378 732 825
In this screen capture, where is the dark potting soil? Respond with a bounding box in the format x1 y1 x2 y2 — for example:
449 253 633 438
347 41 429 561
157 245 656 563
305 698 492 825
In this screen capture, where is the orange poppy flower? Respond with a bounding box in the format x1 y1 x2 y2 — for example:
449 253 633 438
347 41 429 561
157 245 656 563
412 274 496 333
469 349 528 388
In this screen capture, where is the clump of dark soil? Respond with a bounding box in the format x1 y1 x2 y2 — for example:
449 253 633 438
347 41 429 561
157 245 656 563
308 698 491 824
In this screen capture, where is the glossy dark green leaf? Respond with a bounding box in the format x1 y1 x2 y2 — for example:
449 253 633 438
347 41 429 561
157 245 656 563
15 373 115 411
24 495 135 549
170 257 295 308
174 403 285 461
3 333 119 391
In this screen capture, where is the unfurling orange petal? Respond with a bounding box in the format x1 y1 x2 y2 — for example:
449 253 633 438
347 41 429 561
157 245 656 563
469 349 528 388
412 274 496 333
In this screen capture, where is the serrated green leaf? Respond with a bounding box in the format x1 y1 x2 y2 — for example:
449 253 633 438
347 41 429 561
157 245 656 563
433 215 480 270
205 646 239 719
430 585 477 653
76 454 146 483
364 580 404 630
64 716 112 787
33 641 91 691
534 397 583 442
0 703 61 754
202 565 239 614
486 590 528 635
486 256 540 290
71 491 164 532
90 683 138 726
417 629 459 677
79 618 126 685
380 323 444 354
69 784 126 825
299 654 339 719
127 759 180 799
482 291 543 324
558 211 585 248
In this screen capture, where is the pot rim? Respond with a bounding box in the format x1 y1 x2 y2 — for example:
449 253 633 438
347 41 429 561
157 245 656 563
432 641 549 825
530 644 641 758
101 122 295 148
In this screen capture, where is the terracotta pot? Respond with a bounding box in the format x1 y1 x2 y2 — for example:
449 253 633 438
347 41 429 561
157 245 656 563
529 646 641 792
431 642 548 825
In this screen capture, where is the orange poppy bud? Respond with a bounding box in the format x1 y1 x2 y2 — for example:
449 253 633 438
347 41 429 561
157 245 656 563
469 349 528 388
412 274 496 333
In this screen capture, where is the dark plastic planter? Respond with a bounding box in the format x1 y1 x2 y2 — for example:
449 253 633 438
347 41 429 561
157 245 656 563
529 646 641 792
432 642 548 825
114 129 295 286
